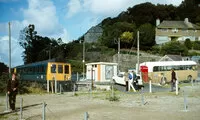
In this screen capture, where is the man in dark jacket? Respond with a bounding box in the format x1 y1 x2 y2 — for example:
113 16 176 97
171 69 176 92
7 73 18 111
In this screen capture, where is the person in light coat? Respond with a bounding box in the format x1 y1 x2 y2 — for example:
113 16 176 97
128 71 136 92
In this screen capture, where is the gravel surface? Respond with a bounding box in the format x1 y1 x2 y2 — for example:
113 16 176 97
0 83 200 120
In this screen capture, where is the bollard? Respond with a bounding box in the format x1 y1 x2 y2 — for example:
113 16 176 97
141 87 144 105
47 80 49 93
175 80 178 95
149 80 152 93
5 93 9 112
84 112 89 120
191 79 194 87
55 78 57 94
111 85 114 97
42 102 47 120
20 97 23 120
60 84 62 94
183 90 188 111
73 83 76 96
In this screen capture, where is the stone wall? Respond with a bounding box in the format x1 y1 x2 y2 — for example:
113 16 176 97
113 52 162 72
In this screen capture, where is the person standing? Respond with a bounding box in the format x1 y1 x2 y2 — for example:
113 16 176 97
124 71 129 91
7 73 19 111
171 69 176 92
128 71 136 92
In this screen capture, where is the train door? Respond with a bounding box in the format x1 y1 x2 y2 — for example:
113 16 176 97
64 64 70 80
57 64 64 81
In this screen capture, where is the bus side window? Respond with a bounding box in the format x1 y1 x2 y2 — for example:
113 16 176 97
51 64 56 73
153 66 159 72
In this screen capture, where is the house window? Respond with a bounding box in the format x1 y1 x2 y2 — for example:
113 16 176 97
161 28 168 32
172 28 178 33
182 29 188 32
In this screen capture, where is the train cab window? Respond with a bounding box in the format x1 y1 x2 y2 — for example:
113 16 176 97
58 65 63 73
51 64 56 73
64 65 69 74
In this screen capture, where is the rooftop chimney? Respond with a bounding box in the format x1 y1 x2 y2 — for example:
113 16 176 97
184 18 189 24
156 18 160 26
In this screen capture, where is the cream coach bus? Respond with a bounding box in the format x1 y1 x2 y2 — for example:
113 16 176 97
140 61 198 83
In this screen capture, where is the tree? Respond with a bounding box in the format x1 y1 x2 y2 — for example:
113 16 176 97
138 23 155 50
192 41 200 50
0 62 8 75
120 31 134 48
161 41 188 55
184 38 192 49
100 22 136 49
19 24 38 64
19 25 57 63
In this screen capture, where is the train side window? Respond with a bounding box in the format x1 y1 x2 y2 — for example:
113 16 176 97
64 65 69 74
51 64 56 73
58 65 63 73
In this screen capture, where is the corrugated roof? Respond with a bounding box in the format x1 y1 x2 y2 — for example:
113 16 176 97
157 20 200 29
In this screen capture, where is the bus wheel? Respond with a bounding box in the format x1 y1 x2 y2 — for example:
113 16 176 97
187 75 192 82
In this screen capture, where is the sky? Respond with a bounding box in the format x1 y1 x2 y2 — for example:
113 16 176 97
0 0 183 67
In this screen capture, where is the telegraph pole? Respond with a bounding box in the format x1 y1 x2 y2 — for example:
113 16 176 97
118 38 120 73
8 22 11 76
137 31 139 74
83 36 85 79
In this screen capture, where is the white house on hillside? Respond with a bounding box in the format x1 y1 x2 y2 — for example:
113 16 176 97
155 18 200 44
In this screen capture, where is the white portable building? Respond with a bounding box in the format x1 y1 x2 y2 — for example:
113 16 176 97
86 62 118 82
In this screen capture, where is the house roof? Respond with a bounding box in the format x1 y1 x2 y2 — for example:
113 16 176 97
157 20 200 29
159 55 182 61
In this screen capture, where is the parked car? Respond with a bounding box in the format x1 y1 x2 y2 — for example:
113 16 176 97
112 72 143 90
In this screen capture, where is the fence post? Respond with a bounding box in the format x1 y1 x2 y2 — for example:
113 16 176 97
84 112 89 120
20 97 23 120
47 80 49 93
175 80 178 95
5 93 9 112
111 85 114 97
60 84 62 94
54 75 57 94
191 79 194 87
77 72 79 81
73 83 76 96
141 87 145 105
42 102 47 120
183 90 188 111
149 80 152 93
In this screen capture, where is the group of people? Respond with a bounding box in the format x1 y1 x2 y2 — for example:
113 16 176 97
124 68 178 92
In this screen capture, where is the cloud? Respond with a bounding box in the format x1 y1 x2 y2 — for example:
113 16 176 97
66 0 81 18
0 36 23 67
83 0 134 17
22 0 61 36
65 0 183 19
